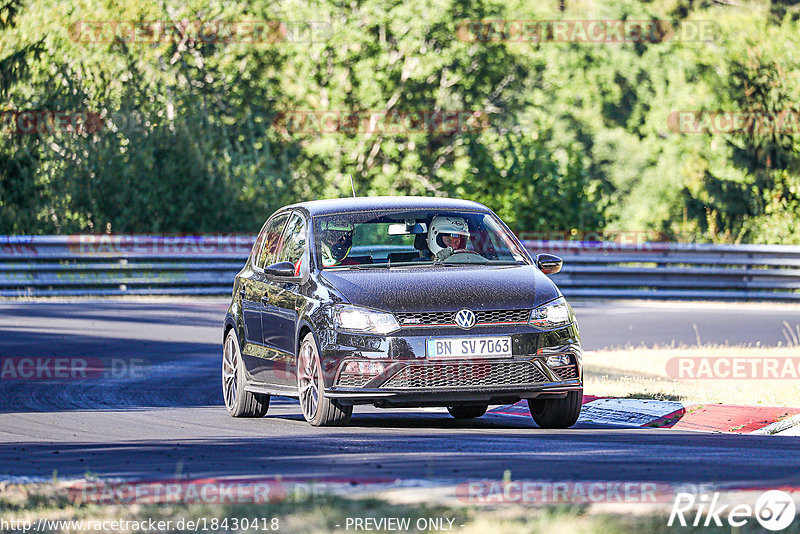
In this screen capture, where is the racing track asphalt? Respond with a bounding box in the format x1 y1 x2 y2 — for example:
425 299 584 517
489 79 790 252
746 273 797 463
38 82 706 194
1 299 799 489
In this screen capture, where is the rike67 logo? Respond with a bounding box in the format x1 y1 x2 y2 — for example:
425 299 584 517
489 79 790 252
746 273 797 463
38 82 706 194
669 490 797 531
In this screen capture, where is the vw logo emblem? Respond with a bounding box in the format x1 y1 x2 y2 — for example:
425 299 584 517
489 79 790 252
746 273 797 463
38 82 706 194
455 309 476 329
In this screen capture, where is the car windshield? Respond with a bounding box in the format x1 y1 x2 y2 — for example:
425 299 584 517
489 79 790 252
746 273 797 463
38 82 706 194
314 210 530 269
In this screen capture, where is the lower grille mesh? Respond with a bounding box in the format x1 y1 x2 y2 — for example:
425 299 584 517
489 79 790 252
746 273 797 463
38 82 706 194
555 366 580 380
380 361 547 389
336 374 373 388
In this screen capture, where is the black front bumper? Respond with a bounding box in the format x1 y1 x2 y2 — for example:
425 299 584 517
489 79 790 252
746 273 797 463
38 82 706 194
326 382 583 407
319 322 582 407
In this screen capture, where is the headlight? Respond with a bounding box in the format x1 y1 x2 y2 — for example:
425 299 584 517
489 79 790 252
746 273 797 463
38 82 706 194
529 297 571 329
333 305 401 335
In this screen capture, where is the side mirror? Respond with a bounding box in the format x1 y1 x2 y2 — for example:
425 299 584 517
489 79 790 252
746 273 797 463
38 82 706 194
264 261 297 278
536 253 563 275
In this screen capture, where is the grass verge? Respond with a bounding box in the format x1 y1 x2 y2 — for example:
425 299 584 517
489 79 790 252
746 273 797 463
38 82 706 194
2 483 799 534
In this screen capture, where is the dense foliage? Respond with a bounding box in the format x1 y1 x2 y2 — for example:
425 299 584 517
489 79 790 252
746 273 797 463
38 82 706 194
0 0 798 242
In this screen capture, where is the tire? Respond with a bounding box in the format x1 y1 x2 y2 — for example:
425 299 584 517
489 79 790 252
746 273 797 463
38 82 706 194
447 404 488 419
297 333 352 427
223 329 270 418
528 390 583 429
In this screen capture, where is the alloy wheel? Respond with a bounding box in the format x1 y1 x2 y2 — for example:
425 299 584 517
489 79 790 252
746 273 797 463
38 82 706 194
297 341 319 421
222 332 238 410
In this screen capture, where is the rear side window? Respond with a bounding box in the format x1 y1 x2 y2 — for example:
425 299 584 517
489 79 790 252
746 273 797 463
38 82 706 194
277 214 307 265
255 213 290 269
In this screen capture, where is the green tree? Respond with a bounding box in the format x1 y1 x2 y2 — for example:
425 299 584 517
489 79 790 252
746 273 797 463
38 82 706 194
0 0 45 233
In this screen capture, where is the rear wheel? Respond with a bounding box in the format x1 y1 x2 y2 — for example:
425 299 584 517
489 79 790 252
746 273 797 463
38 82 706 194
297 333 352 427
528 390 583 428
447 404 488 419
223 329 270 417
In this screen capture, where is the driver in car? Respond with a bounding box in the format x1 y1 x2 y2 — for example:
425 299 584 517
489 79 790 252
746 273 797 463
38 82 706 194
427 215 471 261
321 221 355 267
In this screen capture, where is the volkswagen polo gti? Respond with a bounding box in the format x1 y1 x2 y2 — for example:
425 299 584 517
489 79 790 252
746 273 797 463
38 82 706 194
222 197 582 427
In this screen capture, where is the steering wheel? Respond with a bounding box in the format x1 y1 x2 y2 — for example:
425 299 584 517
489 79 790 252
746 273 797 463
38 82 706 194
441 249 488 263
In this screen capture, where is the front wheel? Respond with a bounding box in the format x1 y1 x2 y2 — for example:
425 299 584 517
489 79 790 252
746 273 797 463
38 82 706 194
528 390 583 429
297 333 352 427
223 329 270 417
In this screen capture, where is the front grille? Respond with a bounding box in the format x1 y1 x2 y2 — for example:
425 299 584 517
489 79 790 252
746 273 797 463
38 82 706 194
395 311 450 326
395 309 530 327
380 361 547 389
476 309 532 323
555 366 579 380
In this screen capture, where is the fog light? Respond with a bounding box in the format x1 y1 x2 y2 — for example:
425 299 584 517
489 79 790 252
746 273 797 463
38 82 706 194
342 361 385 376
545 354 572 367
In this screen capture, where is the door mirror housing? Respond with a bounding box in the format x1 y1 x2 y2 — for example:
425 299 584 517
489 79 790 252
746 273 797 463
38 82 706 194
264 261 298 278
264 249 311 284
536 253 563 275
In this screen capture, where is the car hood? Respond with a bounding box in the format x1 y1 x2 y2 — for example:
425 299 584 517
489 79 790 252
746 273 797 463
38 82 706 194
318 264 560 312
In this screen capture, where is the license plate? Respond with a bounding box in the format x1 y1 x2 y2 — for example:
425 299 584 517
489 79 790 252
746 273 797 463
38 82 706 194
426 336 512 359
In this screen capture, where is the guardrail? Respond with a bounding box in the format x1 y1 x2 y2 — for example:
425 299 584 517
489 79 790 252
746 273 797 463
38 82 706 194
527 240 800 301
0 235 253 297
1 235 799 300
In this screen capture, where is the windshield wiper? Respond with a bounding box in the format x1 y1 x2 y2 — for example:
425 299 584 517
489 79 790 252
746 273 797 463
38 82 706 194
429 259 526 267
326 263 390 270
328 260 525 270
427 260 492 268
388 261 434 268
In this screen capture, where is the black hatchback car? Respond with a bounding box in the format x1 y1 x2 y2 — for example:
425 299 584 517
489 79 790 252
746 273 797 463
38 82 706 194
222 197 582 427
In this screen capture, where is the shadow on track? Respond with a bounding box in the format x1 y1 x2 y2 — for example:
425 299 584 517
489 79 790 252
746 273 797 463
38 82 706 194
0 327 222 413
3 430 800 485
0 301 227 328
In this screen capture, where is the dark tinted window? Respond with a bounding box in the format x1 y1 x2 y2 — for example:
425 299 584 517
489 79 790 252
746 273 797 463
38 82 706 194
256 213 289 269
277 214 307 265
250 221 270 267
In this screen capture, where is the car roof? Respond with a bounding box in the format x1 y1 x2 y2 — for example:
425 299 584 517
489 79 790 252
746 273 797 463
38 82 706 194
284 196 491 216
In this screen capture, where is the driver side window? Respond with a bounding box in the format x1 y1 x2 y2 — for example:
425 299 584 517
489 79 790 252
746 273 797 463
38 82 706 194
255 213 289 269
277 214 307 265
